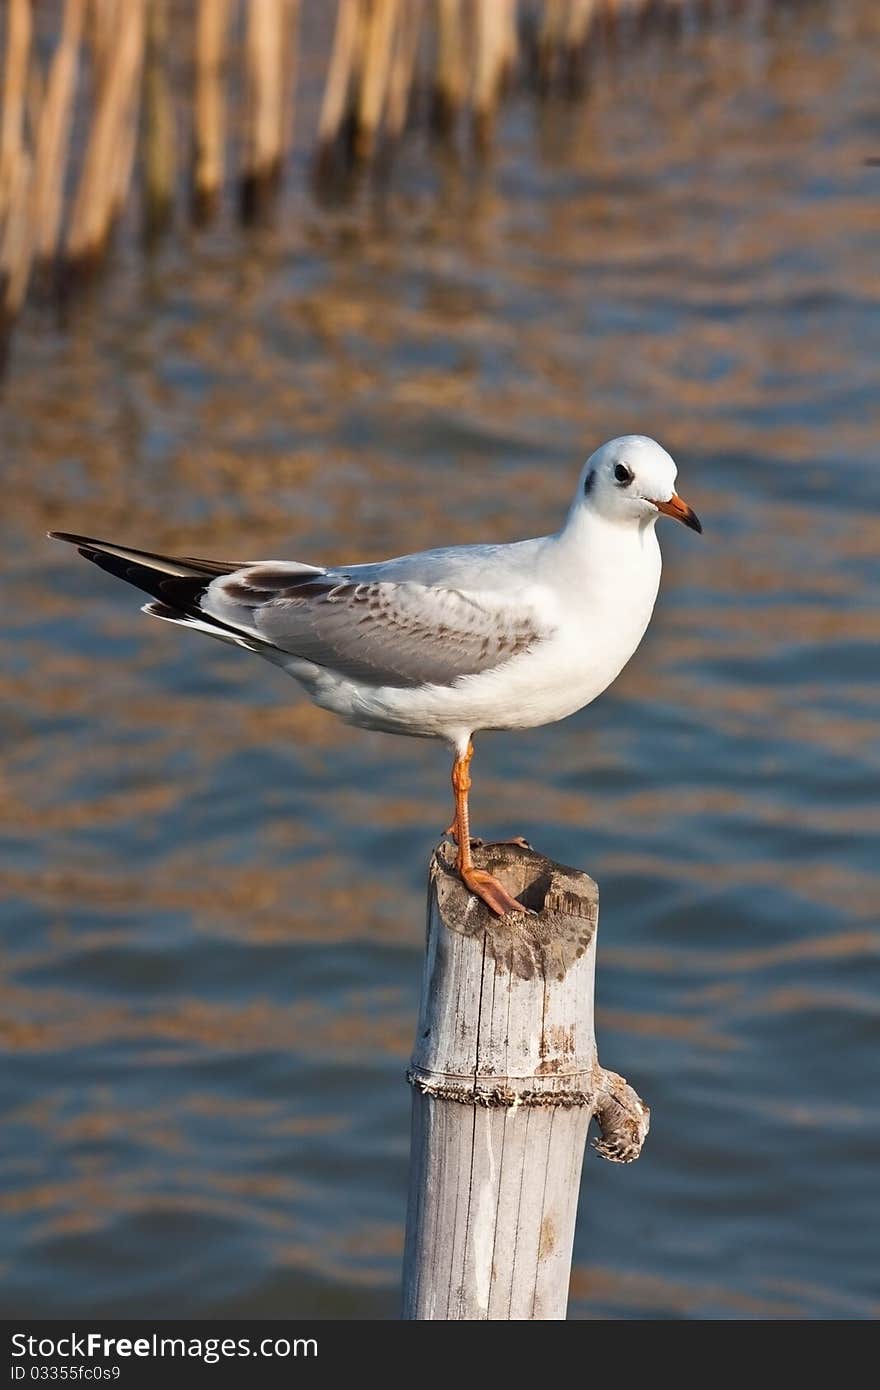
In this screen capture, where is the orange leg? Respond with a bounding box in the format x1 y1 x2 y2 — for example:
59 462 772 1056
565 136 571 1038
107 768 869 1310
449 742 528 918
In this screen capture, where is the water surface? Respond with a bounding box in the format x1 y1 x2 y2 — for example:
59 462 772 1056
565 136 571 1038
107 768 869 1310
1 0 878 1319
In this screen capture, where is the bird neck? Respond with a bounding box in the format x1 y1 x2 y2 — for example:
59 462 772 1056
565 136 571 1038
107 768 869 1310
555 501 660 571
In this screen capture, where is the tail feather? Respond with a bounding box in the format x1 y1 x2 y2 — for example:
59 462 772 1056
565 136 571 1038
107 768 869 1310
48 531 258 643
48 531 244 579
141 600 263 651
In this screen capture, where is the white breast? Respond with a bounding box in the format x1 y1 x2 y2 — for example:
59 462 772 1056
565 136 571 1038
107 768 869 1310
292 514 663 745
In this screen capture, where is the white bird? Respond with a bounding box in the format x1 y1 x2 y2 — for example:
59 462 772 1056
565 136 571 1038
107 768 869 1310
50 435 701 918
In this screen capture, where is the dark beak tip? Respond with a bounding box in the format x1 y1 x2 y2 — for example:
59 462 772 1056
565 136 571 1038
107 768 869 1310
686 511 703 535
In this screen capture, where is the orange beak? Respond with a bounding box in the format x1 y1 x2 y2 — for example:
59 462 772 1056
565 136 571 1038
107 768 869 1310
650 492 702 534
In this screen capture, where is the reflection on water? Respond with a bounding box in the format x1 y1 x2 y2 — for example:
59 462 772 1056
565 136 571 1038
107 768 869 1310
2 1 879 1319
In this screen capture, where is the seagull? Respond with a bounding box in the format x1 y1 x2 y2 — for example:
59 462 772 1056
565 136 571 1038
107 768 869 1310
49 435 700 918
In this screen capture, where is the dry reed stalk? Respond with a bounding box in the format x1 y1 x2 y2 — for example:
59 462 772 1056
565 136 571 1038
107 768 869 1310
110 2 146 218
566 0 597 46
534 0 599 92
26 49 43 128
600 0 639 34
143 0 175 241
385 0 423 143
315 0 361 168
87 0 120 89
65 0 146 269
431 0 464 135
0 0 33 327
29 0 85 267
562 0 596 89
536 0 568 89
0 148 32 327
497 0 519 85
472 0 509 149
241 0 286 216
280 0 300 165
354 0 399 162
0 0 33 221
193 0 230 221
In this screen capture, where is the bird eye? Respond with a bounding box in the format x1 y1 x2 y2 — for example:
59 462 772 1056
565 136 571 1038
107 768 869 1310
614 463 634 485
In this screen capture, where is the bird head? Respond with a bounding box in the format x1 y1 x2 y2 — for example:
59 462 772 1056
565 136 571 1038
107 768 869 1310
577 435 702 534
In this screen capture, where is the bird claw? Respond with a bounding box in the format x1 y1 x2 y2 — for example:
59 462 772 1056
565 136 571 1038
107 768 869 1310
460 865 532 918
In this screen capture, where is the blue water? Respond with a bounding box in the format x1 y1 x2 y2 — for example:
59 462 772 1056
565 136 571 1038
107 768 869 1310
1 0 878 1318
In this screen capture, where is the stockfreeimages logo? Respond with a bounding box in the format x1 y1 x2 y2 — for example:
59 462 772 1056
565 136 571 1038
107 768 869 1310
10 1333 317 1366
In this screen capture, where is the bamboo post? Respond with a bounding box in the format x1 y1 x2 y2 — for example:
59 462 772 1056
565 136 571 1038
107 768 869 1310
0 0 33 328
0 0 32 220
536 0 566 91
430 0 464 136
110 1 146 220
563 0 596 93
472 0 507 150
65 0 145 270
314 0 361 170
498 0 519 84
280 0 300 169
402 840 649 1321
354 0 398 163
192 0 230 222
241 0 286 220
385 0 422 146
143 0 175 242
30 0 85 268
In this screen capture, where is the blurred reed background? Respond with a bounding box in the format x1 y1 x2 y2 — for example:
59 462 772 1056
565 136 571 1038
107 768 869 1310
1 0 800 349
1 0 878 1322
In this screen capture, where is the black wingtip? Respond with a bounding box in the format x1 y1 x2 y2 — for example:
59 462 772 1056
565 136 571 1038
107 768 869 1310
48 530 94 546
48 530 103 565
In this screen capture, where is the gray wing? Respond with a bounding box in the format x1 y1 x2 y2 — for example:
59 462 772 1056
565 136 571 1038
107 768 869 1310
203 563 549 687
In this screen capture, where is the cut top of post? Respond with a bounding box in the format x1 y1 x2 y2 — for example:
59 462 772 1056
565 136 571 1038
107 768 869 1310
410 841 600 1107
